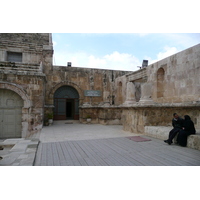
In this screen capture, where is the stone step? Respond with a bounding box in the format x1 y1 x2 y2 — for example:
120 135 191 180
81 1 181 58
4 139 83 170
0 138 39 166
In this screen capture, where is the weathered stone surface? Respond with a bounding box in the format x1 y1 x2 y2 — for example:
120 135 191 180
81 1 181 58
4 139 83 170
0 33 199 146
121 44 200 135
123 82 136 105
0 33 52 138
80 106 123 125
144 126 200 150
122 105 200 134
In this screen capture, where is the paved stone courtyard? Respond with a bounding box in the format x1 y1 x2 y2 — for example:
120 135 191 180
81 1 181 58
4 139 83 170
34 121 200 166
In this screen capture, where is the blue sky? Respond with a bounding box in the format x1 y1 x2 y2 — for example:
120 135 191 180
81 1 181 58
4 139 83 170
1 1 199 71
52 33 200 71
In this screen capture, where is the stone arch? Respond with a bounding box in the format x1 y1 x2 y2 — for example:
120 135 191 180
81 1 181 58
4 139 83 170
0 82 31 108
0 89 23 138
118 81 122 87
49 81 83 104
54 85 80 120
0 82 32 138
157 67 165 98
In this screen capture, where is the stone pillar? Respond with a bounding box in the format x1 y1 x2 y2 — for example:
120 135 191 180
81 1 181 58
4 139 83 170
139 82 154 105
123 82 136 105
103 91 110 106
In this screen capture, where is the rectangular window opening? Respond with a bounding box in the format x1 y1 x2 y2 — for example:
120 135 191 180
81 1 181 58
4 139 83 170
7 52 22 62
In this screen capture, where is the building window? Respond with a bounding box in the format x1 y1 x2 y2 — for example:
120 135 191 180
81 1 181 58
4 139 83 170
7 52 22 62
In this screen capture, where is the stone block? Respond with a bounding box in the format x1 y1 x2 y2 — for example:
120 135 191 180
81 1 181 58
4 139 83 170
144 126 171 140
145 126 200 150
187 134 200 150
10 143 28 152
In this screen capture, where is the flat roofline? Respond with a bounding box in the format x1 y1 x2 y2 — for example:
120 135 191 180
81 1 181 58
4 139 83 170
53 65 133 72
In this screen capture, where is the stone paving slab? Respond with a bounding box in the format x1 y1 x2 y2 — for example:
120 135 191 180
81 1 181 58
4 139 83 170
34 136 200 166
33 121 200 166
2 121 200 166
39 121 140 143
0 139 39 166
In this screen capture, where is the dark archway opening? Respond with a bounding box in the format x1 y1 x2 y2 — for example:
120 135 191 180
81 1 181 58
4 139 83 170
66 99 74 119
54 86 79 120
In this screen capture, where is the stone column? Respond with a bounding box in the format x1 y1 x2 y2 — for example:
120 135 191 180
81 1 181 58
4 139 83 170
123 82 136 105
139 82 154 104
103 91 110 106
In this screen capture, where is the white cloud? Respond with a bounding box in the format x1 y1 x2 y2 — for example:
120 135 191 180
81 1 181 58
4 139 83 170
53 45 183 71
103 51 140 71
53 51 141 71
88 55 107 68
148 46 179 65
157 46 178 60
53 41 57 46
137 33 150 37
163 33 200 48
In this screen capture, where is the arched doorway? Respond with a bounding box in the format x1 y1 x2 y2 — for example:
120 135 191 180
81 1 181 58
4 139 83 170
54 86 79 120
0 89 23 139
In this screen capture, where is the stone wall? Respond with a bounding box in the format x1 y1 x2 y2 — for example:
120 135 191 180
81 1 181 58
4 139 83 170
0 77 45 137
45 66 131 118
147 43 200 103
1 33 199 139
122 105 200 133
80 106 123 125
120 43 200 133
0 33 52 66
0 33 132 137
0 33 53 138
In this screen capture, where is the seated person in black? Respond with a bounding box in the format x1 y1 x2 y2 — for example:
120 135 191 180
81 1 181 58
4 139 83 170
177 115 196 147
164 113 183 145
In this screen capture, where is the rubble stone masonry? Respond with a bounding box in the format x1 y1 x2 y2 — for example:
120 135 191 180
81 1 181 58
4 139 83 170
121 44 200 133
0 33 199 138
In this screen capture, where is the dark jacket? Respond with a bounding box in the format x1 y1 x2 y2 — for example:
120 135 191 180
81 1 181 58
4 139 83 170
172 117 183 129
182 115 196 135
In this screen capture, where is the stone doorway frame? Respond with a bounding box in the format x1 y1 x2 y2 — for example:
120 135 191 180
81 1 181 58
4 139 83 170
0 82 31 138
48 81 83 105
54 86 79 120
47 81 84 120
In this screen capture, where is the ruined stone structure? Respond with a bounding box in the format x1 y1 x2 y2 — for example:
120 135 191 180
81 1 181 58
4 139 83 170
0 33 199 139
45 66 130 125
0 33 130 138
120 44 200 133
0 33 53 138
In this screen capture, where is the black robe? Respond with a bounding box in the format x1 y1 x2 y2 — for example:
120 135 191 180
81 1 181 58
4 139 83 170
177 116 196 147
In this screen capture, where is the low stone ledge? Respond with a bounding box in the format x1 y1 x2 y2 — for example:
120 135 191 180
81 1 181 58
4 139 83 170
0 138 39 166
187 135 200 151
144 126 200 150
144 126 171 140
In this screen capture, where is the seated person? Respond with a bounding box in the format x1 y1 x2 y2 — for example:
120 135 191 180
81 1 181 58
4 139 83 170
177 115 196 147
164 113 183 145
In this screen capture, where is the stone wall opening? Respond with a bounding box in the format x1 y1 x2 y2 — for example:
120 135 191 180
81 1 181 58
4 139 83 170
0 89 23 139
0 83 31 138
157 67 165 98
54 85 79 120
